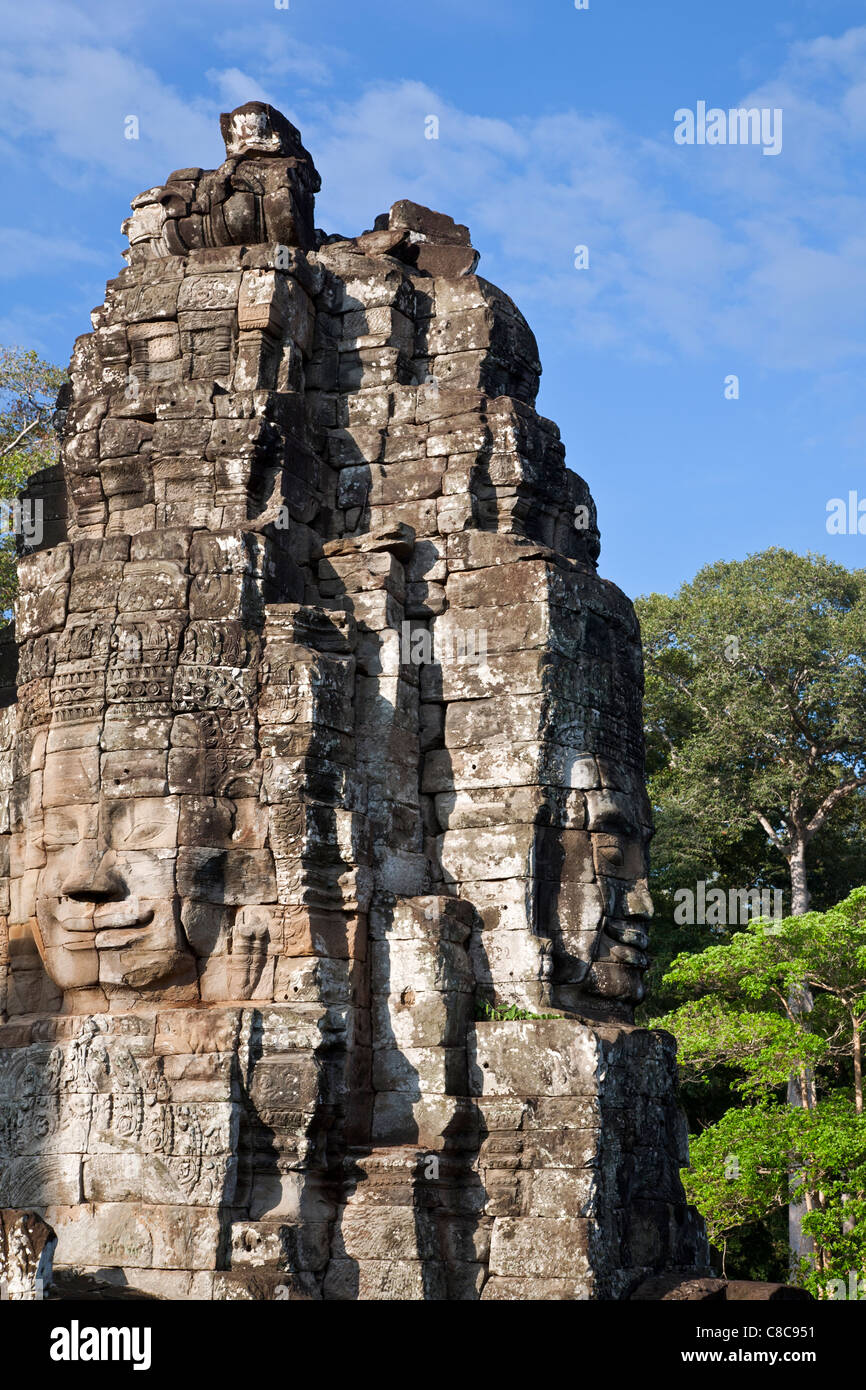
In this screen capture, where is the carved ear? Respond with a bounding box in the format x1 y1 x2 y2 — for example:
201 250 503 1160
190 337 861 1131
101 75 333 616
228 905 273 1001
25 916 46 962
4 919 61 1019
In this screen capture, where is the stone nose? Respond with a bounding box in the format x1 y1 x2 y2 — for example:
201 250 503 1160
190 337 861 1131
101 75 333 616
61 846 125 902
626 883 654 919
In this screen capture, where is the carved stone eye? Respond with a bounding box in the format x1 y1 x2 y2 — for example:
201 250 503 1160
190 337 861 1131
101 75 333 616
125 822 164 844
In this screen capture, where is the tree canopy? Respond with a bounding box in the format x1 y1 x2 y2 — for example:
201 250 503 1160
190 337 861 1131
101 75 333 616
654 889 866 1292
637 549 866 913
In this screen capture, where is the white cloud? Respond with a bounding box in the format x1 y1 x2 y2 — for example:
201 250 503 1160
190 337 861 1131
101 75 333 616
206 67 272 111
294 45 866 371
3 8 866 373
213 25 342 89
0 0 142 46
0 38 222 190
0 229 105 280
294 83 755 361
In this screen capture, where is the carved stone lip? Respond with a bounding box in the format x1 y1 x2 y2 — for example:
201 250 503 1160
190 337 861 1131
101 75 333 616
92 907 155 941
606 920 649 949
95 928 154 951
603 920 649 966
609 943 647 967
55 916 94 933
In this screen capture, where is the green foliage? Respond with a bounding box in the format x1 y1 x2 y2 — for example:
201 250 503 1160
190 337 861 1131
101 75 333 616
661 890 866 1069
640 914 731 1022
723 1206 790 1284
0 345 67 616
684 1099 866 1294
654 890 866 1289
636 549 866 909
661 995 829 1097
475 999 562 1022
683 1105 792 1254
637 550 866 1279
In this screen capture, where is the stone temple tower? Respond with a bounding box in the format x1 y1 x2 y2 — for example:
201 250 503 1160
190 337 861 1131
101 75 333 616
0 103 707 1299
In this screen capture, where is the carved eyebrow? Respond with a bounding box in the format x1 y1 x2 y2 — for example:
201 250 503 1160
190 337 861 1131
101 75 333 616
594 812 636 834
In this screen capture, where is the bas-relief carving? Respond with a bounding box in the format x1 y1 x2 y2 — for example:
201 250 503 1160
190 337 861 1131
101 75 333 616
0 1210 56 1299
0 1017 233 1208
0 101 707 1298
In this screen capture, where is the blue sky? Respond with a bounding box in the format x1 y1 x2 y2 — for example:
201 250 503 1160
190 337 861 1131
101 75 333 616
2 0 866 599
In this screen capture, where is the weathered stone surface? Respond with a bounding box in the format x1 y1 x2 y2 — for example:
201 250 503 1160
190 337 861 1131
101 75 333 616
631 1273 726 1301
0 102 708 1301
724 1280 814 1302
630 1274 814 1301
0 1210 56 1299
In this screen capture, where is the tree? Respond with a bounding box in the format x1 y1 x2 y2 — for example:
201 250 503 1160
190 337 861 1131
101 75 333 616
0 346 67 617
637 549 866 915
654 889 866 1292
639 549 866 1263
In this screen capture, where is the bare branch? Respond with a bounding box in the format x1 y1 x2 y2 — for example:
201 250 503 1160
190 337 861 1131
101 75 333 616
0 416 42 459
805 778 866 838
756 811 788 854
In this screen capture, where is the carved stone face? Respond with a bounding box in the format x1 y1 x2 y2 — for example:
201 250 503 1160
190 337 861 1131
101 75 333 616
533 785 653 1011
219 102 301 158
583 790 654 1005
8 598 280 1009
15 729 279 1007
528 584 654 1012
25 777 192 998
226 110 276 155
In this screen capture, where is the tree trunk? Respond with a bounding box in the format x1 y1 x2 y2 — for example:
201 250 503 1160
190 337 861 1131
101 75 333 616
842 1021 861 1283
787 833 814 1275
790 840 810 915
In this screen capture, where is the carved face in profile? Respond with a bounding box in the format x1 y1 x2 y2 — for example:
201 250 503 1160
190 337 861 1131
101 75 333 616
532 784 652 1010
529 589 654 1011
582 789 654 1005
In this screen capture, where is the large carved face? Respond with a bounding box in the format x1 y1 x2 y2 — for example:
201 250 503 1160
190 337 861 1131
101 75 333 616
531 783 653 1010
531 587 654 1011
582 788 653 1005
28 777 189 996
11 709 277 1009
8 598 280 1010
